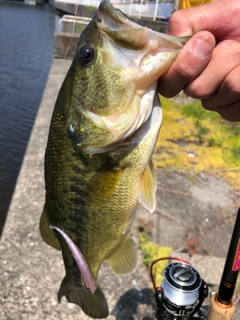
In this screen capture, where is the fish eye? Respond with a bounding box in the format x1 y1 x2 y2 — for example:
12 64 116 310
77 45 95 65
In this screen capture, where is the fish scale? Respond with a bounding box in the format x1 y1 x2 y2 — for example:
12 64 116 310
40 1 189 318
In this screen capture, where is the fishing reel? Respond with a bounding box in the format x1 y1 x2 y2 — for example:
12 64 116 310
151 258 209 320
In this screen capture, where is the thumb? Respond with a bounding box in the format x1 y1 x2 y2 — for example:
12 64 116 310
158 31 215 98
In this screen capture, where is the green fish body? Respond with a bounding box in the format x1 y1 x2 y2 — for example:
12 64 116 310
40 1 189 318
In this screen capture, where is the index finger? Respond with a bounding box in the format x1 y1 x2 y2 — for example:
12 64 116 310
167 0 240 41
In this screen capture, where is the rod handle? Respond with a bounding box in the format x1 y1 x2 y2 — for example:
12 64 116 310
207 294 235 320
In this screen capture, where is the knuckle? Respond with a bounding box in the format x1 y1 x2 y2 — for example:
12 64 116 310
224 73 240 95
201 99 214 111
215 40 240 58
167 11 185 30
157 79 179 98
184 78 213 99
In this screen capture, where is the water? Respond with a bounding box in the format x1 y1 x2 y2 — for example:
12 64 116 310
0 2 55 234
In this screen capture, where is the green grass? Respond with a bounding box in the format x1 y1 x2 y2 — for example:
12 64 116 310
153 95 240 189
138 232 172 288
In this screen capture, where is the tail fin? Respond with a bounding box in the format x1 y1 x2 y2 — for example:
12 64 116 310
58 277 109 319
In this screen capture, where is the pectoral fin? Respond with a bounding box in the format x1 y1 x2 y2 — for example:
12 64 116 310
89 162 123 201
39 205 61 250
106 234 137 275
138 160 157 213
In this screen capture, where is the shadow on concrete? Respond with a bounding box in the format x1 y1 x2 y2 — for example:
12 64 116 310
112 288 154 320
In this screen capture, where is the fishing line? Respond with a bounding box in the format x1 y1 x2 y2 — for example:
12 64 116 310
63 3 79 60
56 3 79 101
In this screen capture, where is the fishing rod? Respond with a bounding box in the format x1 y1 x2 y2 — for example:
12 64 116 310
207 207 240 320
151 207 240 320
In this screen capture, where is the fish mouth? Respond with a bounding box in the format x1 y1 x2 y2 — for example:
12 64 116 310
96 1 138 29
96 1 189 51
76 1 190 154
122 92 162 145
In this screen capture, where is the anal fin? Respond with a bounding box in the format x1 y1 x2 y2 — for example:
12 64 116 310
106 234 137 276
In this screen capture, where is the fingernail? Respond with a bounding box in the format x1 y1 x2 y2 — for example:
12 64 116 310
190 38 213 60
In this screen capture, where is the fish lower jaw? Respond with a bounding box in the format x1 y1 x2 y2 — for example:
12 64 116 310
84 84 158 154
118 91 161 150
140 50 179 81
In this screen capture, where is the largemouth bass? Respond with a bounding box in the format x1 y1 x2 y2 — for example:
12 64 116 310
40 1 189 318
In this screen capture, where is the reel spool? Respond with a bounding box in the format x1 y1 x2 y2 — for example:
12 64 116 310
152 258 208 320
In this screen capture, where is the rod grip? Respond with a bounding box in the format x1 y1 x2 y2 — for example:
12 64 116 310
207 294 235 320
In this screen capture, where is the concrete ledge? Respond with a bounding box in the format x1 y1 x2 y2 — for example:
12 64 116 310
54 32 79 59
55 2 96 17
54 16 90 59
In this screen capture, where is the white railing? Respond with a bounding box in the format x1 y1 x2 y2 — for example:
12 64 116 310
111 0 174 20
55 0 175 20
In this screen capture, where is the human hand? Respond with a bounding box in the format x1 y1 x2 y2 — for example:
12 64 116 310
158 0 240 121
